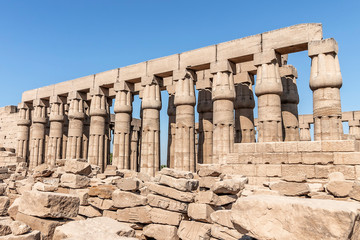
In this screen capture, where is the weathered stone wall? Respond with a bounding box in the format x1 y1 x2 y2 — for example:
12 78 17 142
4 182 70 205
0 106 18 150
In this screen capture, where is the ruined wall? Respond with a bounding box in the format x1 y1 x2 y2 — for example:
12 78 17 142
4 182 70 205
0 106 18 150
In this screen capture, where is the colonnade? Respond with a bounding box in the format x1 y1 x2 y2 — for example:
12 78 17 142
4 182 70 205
16 37 346 176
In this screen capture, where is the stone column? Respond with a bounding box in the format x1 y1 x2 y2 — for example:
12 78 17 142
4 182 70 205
29 99 47 169
46 96 66 165
211 61 236 164
113 81 133 169
309 38 343 141
166 88 176 168
254 50 283 142
17 102 31 161
82 102 90 160
173 69 196 172
88 87 109 172
66 91 85 160
280 65 300 141
140 76 162 177
130 119 141 171
234 72 256 143
196 74 213 164
62 103 69 159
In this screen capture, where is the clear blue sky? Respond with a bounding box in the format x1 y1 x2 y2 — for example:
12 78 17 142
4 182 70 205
1 1 359 164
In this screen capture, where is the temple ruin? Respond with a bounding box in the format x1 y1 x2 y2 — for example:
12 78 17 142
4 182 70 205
0 23 360 240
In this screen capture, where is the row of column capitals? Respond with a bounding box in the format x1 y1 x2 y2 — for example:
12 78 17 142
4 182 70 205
211 60 236 102
308 38 338 57
49 95 66 122
68 91 86 120
89 87 109 117
174 69 196 107
32 99 48 123
17 102 31 126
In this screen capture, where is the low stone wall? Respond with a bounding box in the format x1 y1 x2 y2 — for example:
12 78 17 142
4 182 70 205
226 140 360 185
0 106 18 150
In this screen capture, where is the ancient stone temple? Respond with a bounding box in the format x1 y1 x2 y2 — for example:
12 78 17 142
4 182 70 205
0 23 355 180
1 23 360 240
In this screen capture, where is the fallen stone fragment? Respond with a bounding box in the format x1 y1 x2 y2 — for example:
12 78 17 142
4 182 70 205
195 191 237 206
116 206 152 224
211 178 247 194
15 212 67 240
63 159 92 176
282 173 306 183
326 180 353 197
146 183 194 202
350 181 360 201
78 205 102 218
17 191 79 218
328 172 345 182
0 217 12 236
112 190 147 208
177 220 212 240
197 165 221 177
88 185 117 199
143 224 179 240
269 181 310 196
88 197 115 210
69 189 89 206
10 221 31 236
147 194 188 213
158 175 198 192
32 164 54 178
32 182 58 192
210 210 235 229
116 178 141 192
160 168 194 179
150 207 183 226
53 217 136 240
60 173 90 189
8 198 21 220
188 203 215 223
0 230 41 240
211 224 243 240
0 197 10 216
231 195 360 240
199 177 220 189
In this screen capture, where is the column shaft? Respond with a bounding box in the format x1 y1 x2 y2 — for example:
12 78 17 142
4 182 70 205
140 80 161 177
280 65 300 141
167 93 176 168
16 103 31 161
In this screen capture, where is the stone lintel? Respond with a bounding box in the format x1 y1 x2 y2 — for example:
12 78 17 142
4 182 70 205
33 99 48 107
18 102 30 109
68 91 86 101
50 95 66 104
90 86 108 96
279 65 298 78
308 38 338 57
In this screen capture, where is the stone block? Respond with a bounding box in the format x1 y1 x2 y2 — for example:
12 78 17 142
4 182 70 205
321 140 359 152
63 159 91 176
78 205 101 218
256 164 281 177
18 191 79 218
146 183 194 202
199 177 220 189
211 224 243 240
232 194 360 240
150 207 183 226
88 185 117 199
195 191 237 206
15 212 66 240
10 220 31 236
0 230 41 240
69 189 89 206
297 141 322 152
255 142 276 153
234 143 256 153
116 206 152 224
247 176 269 185
210 177 247 194
147 194 187 213
112 190 146 208
0 197 10 216
282 165 315 179
0 217 12 236
221 164 256 176
197 165 221 177
302 152 334 165
334 152 360 165
335 165 356 180
143 224 179 240
115 178 141 192
287 153 303 164
274 142 298 153
262 153 288 164
326 181 353 198
158 174 198 192
53 217 135 240
210 210 235 229
88 197 115 210
60 173 90 189
315 165 336 179
308 38 338 56
269 181 310 196
177 220 212 240
187 203 215 223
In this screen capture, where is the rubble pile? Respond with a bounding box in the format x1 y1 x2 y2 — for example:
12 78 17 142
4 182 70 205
0 161 358 239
